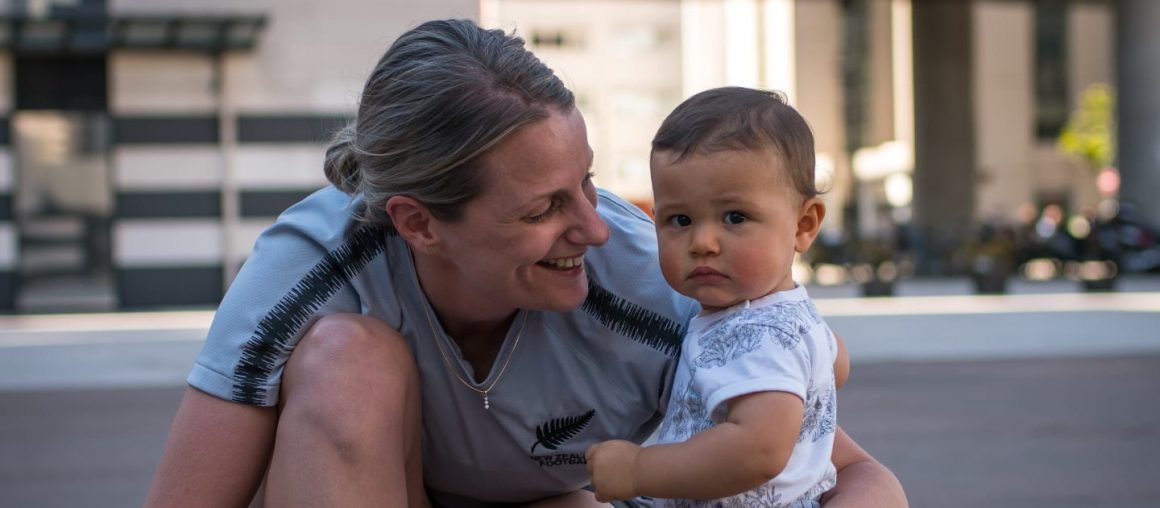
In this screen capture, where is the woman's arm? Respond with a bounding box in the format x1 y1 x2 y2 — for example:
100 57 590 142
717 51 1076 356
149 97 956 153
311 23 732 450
145 387 277 508
834 332 850 389
821 426 908 507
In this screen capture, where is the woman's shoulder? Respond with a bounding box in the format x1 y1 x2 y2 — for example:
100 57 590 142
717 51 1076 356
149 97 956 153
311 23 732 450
244 187 398 291
269 186 367 244
247 187 402 269
596 188 653 227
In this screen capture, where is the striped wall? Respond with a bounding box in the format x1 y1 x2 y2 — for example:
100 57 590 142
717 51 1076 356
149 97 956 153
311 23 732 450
112 140 224 308
108 115 343 308
0 0 481 311
110 53 217 308
232 141 331 256
108 50 349 308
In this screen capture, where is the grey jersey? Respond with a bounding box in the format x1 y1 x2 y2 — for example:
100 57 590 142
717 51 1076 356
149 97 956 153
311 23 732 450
189 187 699 505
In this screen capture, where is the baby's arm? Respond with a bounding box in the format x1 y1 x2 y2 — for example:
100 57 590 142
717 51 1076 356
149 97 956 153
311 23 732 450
586 391 803 502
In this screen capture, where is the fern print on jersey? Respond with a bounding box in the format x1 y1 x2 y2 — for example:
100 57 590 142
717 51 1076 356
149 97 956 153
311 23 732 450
530 410 596 454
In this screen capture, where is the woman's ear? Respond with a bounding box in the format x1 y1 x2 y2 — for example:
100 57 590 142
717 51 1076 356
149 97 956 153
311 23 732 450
385 195 438 252
794 197 826 253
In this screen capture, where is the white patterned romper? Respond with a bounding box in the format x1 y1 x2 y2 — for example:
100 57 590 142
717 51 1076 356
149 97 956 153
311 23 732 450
653 286 838 508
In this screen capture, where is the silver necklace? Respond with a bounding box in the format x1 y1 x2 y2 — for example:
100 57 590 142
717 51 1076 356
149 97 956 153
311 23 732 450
418 296 527 410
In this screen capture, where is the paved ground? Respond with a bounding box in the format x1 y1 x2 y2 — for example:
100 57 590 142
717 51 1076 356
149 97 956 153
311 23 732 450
2 356 1157 508
0 387 179 508
842 355 1160 508
1 276 1159 507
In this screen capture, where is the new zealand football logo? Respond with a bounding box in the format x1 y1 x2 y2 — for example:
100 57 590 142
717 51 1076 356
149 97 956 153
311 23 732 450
528 409 596 467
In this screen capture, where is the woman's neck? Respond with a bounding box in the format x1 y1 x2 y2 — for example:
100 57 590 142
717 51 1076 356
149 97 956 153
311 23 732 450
411 249 517 343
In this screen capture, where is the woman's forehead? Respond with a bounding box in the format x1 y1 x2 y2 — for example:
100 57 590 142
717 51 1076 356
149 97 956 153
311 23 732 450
481 108 592 190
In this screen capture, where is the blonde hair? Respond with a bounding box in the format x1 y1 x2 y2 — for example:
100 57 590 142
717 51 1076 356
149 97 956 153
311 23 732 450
324 19 575 229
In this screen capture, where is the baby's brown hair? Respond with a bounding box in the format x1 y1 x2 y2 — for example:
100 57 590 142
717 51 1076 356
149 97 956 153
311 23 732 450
652 87 819 199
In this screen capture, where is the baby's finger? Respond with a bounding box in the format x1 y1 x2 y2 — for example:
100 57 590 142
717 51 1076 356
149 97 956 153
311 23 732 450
584 443 598 462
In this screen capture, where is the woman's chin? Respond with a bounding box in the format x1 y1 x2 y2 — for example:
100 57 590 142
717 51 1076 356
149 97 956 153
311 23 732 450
531 285 589 312
522 265 590 311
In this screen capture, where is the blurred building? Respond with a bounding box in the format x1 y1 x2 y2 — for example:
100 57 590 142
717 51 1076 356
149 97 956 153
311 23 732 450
0 0 477 311
489 0 1150 273
483 0 683 207
0 0 1154 312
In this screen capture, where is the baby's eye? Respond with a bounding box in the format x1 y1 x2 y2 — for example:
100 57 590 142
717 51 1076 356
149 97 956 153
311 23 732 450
724 211 747 225
669 215 692 227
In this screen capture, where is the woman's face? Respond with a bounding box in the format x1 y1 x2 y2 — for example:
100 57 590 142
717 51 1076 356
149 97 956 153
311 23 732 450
428 107 609 315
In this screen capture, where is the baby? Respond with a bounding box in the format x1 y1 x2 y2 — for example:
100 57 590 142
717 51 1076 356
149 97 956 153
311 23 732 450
587 87 848 507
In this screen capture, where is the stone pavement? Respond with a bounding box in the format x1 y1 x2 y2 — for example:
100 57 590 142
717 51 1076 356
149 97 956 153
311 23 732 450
1 276 1158 507
846 355 1160 507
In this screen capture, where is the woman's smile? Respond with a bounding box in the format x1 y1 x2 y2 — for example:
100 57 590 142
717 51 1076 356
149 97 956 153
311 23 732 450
537 254 586 271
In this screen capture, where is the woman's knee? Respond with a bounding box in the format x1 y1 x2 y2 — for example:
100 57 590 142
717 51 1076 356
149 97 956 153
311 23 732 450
280 314 419 453
289 313 417 387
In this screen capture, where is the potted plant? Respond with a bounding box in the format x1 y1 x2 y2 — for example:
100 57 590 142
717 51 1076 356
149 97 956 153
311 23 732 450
966 223 1015 294
849 239 898 297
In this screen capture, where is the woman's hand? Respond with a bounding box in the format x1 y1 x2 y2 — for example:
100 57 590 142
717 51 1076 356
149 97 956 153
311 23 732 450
585 439 642 502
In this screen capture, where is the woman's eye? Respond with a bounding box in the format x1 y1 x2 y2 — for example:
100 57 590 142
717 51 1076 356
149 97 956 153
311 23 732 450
526 200 559 223
724 211 746 225
669 215 692 227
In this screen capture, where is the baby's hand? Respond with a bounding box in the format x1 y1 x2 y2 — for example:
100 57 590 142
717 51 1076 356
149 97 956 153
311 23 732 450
585 439 642 502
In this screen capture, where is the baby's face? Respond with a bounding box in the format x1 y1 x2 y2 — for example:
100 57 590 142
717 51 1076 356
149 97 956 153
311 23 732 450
651 148 807 314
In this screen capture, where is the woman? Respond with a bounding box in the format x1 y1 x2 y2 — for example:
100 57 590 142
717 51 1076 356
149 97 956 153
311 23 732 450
145 18 905 507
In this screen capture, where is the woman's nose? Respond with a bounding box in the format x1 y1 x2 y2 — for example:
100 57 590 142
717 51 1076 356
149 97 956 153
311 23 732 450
566 198 610 247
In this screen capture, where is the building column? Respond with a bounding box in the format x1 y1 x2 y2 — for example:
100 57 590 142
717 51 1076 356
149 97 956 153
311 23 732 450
1116 0 1160 230
0 54 11 310
0 122 12 311
911 0 976 273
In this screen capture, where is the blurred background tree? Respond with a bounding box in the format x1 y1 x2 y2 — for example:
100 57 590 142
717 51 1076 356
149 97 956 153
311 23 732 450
1057 84 1115 172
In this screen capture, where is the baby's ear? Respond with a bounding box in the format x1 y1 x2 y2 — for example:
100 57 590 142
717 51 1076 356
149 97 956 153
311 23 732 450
794 198 826 253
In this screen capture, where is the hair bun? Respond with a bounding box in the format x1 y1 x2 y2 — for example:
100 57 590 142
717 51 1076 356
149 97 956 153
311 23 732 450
324 123 361 194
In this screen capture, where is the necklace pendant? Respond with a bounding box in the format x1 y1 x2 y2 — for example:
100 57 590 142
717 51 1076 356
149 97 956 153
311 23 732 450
483 393 490 410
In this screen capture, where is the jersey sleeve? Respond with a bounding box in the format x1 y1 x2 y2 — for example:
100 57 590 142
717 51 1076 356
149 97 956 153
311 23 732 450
691 314 813 423
188 189 381 407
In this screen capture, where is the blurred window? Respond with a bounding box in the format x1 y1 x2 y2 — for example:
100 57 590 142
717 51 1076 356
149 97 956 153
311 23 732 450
16 55 107 111
531 29 583 49
1035 0 1069 139
612 25 671 53
611 90 663 117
